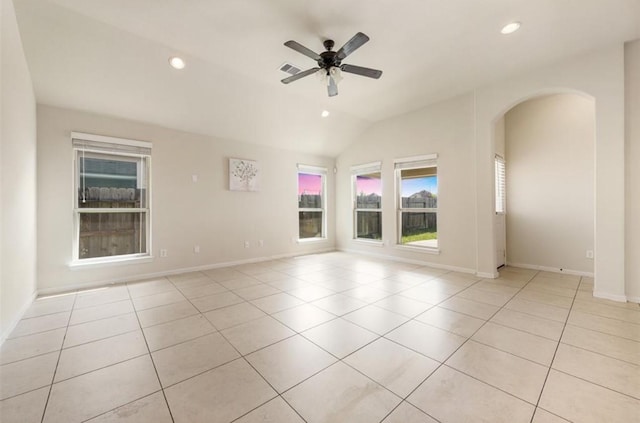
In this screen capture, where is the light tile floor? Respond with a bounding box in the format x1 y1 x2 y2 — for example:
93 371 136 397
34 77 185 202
1 252 639 422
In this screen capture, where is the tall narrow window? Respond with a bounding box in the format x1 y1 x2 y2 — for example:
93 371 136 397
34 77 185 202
72 133 151 263
495 155 506 214
395 154 438 249
298 165 326 240
352 162 382 241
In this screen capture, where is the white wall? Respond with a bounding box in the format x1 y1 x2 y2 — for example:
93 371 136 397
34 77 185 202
336 94 478 273
625 40 640 301
504 94 595 274
37 105 335 293
1 0 38 342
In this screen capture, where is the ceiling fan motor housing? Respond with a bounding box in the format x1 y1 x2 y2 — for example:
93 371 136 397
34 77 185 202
319 40 340 71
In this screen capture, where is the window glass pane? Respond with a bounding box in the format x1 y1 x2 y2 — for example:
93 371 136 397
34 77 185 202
299 211 323 239
78 155 146 208
401 169 437 209
356 172 382 209
356 211 382 240
79 212 146 259
298 173 323 209
401 212 437 247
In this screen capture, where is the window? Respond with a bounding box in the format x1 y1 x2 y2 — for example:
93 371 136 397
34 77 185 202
495 155 506 214
72 133 151 264
395 154 438 249
298 165 326 240
352 162 382 241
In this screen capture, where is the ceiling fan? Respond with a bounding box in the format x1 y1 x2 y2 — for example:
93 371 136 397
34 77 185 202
281 32 383 97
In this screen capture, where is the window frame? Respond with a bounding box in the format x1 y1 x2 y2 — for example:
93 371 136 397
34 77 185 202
71 132 152 267
351 161 383 243
297 164 327 242
394 154 439 253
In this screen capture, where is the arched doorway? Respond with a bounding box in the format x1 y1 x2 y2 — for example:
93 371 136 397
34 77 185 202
493 93 596 275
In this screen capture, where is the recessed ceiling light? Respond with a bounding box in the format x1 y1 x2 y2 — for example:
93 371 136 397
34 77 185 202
321 110 330 118
501 22 521 35
169 56 186 70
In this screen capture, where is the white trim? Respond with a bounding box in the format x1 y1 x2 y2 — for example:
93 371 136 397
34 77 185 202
339 247 475 275
69 255 153 269
394 244 440 255
506 261 594 277
625 296 640 304
39 248 336 296
72 132 152 149
593 291 628 303
352 239 384 247
0 291 38 346
476 271 499 278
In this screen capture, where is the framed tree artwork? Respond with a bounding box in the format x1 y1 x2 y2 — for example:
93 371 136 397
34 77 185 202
229 158 260 191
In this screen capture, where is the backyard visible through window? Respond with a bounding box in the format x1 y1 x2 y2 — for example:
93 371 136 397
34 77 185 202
298 170 325 239
73 134 151 263
77 154 148 259
354 171 382 240
397 164 438 248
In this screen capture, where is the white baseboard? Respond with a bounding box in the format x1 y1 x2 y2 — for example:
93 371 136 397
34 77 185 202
626 296 640 304
338 248 477 275
506 262 594 278
476 271 499 279
0 290 38 346
37 248 336 297
593 291 628 303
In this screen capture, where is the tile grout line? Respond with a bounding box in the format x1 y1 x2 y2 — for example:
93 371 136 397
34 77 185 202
39 292 79 423
384 269 542 422
127 278 177 423
527 275 582 423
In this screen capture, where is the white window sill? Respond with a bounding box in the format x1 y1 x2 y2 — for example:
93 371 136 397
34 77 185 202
353 239 384 247
297 237 328 244
394 244 441 255
69 254 153 270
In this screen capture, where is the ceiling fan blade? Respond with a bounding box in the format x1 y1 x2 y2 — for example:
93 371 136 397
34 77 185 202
284 40 321 61
340 64 383 79
328 75 338 97
336 32 370 60
281 67 320 84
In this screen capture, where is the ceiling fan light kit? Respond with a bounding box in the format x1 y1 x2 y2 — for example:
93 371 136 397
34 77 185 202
281 32 383 97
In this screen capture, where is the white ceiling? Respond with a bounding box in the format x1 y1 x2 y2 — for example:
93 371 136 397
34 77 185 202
14 0 640 156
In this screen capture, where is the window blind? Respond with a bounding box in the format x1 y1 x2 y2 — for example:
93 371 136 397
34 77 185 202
72 132 152 156
495 155 506 213
394 153 437 170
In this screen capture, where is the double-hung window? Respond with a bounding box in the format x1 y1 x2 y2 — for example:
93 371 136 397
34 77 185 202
352 162 382 241
297 165 326 240
395 154 438 249
72 133 151 264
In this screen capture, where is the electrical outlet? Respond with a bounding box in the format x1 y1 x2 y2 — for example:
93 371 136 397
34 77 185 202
259 240 264 247
160 249 168 257
244 241 250 248
586 250 594 259
194 245 200 254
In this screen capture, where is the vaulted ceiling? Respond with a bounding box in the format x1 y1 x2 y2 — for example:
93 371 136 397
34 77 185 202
14 0 640 156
